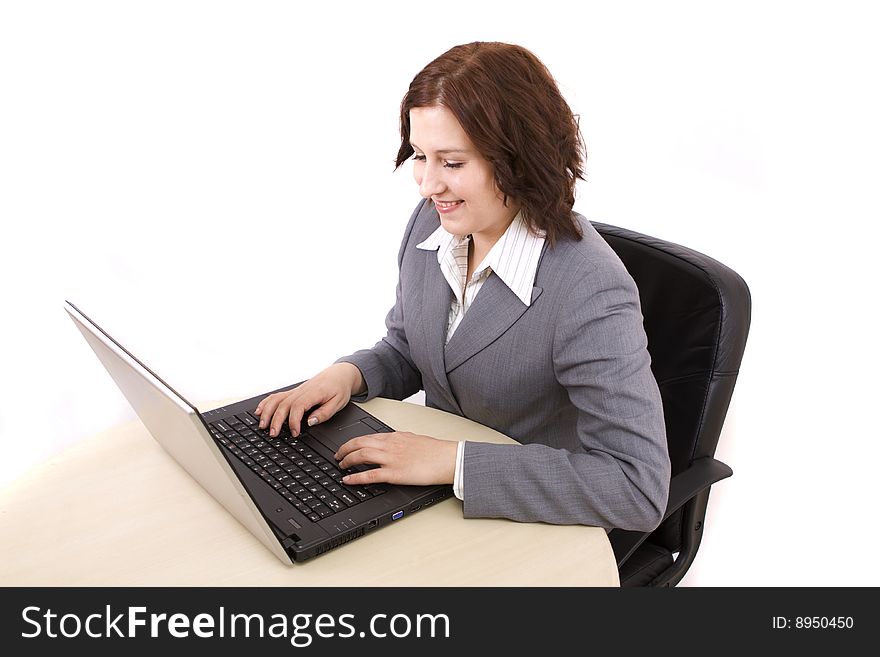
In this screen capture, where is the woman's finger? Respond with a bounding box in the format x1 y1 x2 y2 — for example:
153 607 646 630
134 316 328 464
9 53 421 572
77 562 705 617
334 434 386 461
301 392 346 429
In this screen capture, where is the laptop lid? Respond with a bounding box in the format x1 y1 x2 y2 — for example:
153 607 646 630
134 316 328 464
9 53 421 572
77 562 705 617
63 301 294 565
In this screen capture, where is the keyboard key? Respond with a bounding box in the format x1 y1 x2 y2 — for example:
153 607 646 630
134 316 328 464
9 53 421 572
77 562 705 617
337 492 357 507
314 476 333 489
350 487 371 501
237 413 257 427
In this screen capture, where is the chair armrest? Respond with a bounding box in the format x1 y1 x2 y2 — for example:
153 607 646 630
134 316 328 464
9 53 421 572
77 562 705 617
609 456 733 567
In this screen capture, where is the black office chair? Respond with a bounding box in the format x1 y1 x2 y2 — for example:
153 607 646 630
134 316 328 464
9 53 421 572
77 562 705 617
593 222 751 587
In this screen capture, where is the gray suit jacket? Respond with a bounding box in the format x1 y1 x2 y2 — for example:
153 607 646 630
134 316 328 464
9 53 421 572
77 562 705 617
339 199 670 532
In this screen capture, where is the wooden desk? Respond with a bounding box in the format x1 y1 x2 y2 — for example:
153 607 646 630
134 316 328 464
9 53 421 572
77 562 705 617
0 398 618 586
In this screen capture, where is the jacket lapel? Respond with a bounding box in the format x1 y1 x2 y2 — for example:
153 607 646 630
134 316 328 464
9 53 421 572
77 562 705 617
444 273 544 373
420 249 462 413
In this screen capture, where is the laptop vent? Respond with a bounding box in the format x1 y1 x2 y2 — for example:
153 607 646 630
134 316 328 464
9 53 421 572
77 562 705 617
315 527 366 556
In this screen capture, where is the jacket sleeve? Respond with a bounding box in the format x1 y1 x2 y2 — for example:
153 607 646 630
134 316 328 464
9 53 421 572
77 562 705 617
460 265 671 532
335 200 427 402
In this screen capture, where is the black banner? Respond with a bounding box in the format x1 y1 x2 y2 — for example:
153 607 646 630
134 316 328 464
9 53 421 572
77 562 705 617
0 587 872 653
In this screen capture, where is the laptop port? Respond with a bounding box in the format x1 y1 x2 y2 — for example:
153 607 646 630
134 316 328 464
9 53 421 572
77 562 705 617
392 510 404 520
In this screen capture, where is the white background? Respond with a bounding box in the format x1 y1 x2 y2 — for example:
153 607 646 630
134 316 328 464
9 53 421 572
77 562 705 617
2 1 878 586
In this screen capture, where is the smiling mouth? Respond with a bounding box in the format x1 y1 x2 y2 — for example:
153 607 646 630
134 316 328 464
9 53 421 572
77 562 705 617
434 200 463 210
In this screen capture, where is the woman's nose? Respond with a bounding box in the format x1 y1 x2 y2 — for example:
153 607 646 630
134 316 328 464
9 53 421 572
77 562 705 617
418 164 445 198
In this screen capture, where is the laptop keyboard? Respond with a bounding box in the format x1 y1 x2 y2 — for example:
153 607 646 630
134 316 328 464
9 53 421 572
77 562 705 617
208 411 388 522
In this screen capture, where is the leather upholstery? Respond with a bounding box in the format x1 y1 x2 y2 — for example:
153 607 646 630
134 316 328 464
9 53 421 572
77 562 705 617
593 222 751 585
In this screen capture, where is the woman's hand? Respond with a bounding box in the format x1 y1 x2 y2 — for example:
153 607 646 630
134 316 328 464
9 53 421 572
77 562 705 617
335 432 458 486
255 362 365 437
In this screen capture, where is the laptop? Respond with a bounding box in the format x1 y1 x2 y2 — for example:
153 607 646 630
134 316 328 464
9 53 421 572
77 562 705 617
64 300 453 564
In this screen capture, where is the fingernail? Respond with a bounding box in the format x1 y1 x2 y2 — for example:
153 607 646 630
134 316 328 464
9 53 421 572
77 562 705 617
342 475 350 482
308 417 318 426
270 429 276 437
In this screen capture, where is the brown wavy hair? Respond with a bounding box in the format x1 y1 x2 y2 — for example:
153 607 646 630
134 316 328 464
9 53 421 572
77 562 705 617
395 42 585 245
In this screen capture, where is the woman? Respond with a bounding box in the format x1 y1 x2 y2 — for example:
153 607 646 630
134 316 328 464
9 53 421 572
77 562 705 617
256 42 670 532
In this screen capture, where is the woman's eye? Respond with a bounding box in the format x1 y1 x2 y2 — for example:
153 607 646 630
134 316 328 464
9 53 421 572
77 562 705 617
412 154 426 162
444 162 464 169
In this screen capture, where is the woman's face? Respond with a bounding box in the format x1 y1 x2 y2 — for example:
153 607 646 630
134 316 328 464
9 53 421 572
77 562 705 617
409 105 519 243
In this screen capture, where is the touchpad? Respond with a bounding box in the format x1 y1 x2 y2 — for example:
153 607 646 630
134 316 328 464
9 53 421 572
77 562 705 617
311 420 374 453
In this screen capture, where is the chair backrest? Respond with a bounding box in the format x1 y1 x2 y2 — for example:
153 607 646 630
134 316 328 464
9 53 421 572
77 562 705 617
592 222 751 555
